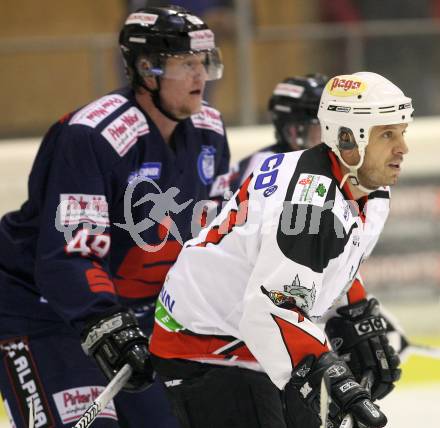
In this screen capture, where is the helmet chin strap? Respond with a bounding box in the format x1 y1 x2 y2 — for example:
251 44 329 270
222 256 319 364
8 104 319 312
337 147 377 195
141 78 186 123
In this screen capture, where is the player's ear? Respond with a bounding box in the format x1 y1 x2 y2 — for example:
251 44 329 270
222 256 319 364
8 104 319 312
137 57 158 91
339 146 361 166
338 127 360 165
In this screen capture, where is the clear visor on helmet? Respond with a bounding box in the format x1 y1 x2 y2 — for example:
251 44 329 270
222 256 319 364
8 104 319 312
141 48 223 81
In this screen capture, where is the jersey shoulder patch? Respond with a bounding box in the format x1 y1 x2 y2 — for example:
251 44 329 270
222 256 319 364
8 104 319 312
100 107 150 157
291 173 332 207
69 94 128 128
191 105 224 136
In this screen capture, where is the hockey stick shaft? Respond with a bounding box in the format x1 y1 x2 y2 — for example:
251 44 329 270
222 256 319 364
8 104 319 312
319 375 330 428
28 397 35 428
405 344 440 360
73 364 133 428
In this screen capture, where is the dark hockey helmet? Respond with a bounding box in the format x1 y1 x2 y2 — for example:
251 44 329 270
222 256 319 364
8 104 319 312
119 6 223 87
268 74 328 149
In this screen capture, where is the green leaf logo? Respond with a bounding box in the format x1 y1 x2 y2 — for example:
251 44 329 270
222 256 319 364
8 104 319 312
316 183 327 197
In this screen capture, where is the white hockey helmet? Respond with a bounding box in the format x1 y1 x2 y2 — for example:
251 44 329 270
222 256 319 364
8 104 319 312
318 72 413 188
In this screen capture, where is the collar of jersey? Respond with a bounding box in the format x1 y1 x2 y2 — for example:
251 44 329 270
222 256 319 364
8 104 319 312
328 150 367 223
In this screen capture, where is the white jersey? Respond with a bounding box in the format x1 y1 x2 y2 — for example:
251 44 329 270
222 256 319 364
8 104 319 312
150 144 390 389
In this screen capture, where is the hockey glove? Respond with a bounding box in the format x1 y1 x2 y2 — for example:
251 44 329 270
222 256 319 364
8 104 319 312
81 310 154 392
325 298 401 400
285 352 387 428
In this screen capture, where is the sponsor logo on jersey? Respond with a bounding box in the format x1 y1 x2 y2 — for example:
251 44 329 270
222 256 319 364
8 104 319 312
155 299 184 332
189 29 215 50
125 12 158 26
327 76 367 97
59 194 109 227
53 386 117 424
198 145 216 185
191 105 224 136
0 340 54 428
263 185 278 197
209 169 235 198
69 95 128 128
159 286 176 314
255 153 284 191
101 106 150 156
273 83 305 98
128 162 162 183
292 174 331 207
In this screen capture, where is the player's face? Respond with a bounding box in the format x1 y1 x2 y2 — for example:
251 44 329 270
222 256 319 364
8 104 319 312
159 53 208 119
284 123 321 150
307 123 321 148
358 123 409 188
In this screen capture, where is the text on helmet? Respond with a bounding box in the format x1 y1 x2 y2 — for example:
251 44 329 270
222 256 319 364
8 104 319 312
328 77 367 97
125 13 159 26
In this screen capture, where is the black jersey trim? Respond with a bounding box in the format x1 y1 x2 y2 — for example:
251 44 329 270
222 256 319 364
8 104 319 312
276 145 358 273
368 190 390 200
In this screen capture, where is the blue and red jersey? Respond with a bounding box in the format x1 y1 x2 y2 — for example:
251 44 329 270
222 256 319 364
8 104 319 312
0 87 230 333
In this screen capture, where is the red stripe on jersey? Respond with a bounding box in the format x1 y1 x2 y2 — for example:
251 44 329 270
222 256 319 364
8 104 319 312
195 174 252 248
114 241 182 298
149 322 257 363
272 314 328 368
114 281 163 299
347 277 367 304
86 262 115 294
328 150 367 223
58 112 72 123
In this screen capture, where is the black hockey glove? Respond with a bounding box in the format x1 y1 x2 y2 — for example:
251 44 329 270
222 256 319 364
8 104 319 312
81 310 154 392
325 298 401 400
285 352 387 428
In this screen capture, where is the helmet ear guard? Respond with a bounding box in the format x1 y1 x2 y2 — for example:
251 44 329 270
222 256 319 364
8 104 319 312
337 127 357 150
